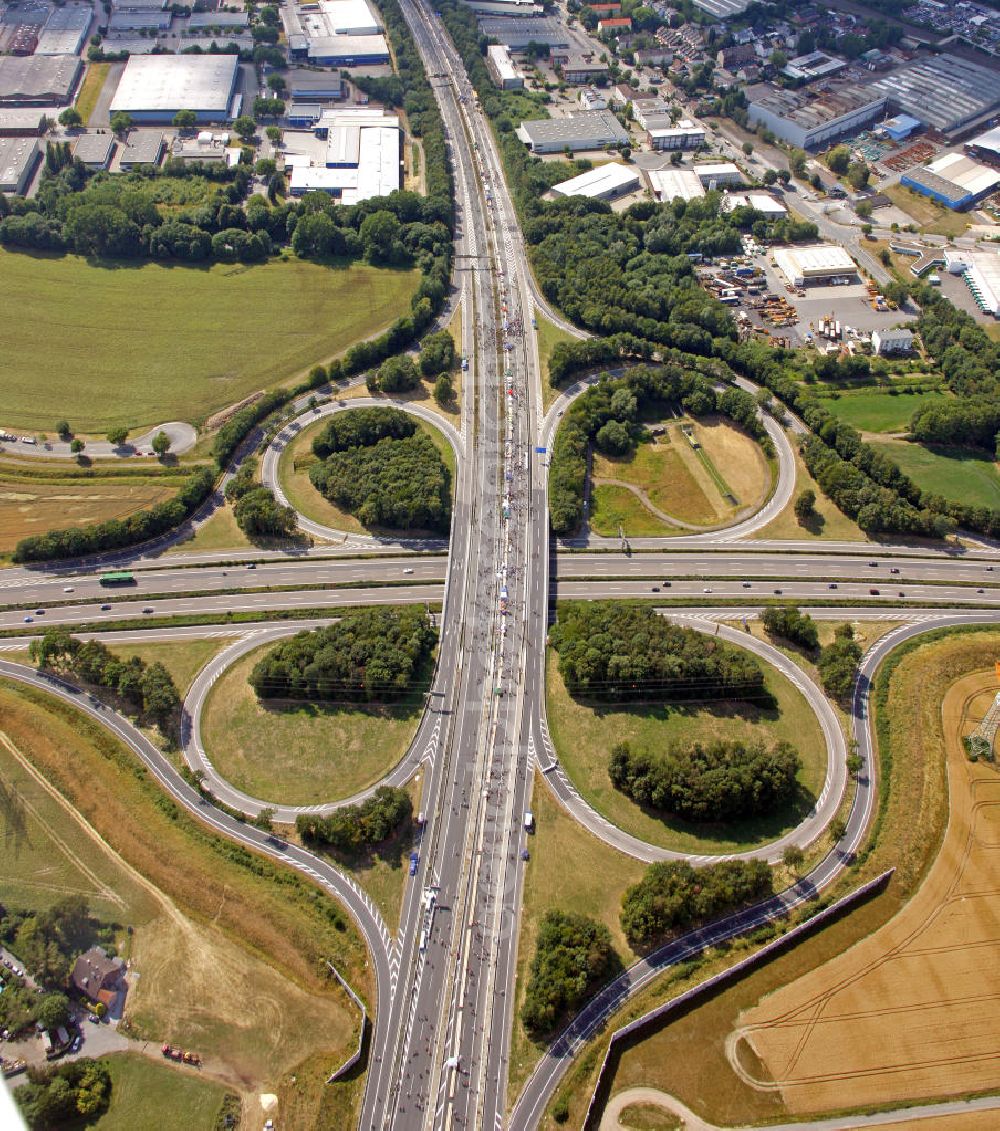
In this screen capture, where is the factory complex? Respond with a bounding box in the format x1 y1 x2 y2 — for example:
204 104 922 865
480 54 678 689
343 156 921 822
285 109 402 203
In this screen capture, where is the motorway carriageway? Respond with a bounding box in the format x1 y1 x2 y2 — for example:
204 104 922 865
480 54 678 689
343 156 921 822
2 550 1000 608
4 578 1000 631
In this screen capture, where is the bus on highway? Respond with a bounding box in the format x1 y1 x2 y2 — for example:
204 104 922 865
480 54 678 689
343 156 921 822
99 571 135 587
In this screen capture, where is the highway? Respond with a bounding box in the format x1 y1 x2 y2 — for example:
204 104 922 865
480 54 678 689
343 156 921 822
0 8 997 1131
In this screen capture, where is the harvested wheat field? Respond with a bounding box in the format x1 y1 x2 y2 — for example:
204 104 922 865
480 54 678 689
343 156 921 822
732 669 1000 1113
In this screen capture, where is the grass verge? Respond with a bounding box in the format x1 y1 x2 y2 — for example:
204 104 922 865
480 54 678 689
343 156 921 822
75 63 110 125
535 314 577 413
869 438 1000 510
545 649 826 855
201 645 424 807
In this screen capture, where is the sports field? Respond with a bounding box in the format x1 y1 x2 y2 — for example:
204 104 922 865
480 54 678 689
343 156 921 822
202 645 423 806
735 668 1000 1112
821 388 950 433
870 439 1000 510
545 649 825 855
0 250 418 432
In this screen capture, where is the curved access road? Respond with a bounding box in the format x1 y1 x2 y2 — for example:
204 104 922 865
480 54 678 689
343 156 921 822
1 421 197 460
0 657 396 1020
509 610 1000 1130
534 616 847 865
260 398 463 546
180 626 443 821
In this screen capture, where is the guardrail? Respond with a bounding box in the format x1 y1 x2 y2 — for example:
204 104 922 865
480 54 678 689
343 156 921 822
325 960 368 1084
580 868 895 1130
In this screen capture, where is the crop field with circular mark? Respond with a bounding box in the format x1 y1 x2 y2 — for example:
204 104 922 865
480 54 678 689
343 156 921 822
732 670 1000 1113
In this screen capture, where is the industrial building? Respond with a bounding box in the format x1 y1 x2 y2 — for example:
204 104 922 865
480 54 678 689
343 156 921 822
723 191 787 216
0 108 47 137
944 248 1000 317
562 59 608 84
880 113 922 142
313 0 381 36
692 0 753 16
648 121 705 151
288 103 323 127
486 45 524 91
35 4 91 56
0 55 82 106
287 70 344 101
187 12 249 29
118 130 165 169
307 34 390 65
288 122 400 202
110 55 240 122
550 161 640 200
866 53 1000 137
782 51 846 83
461 0 540 12
965 125 1000 165
579 88 607 111
516 111 629 153
871 328 914 355
108 10 171 30
647 167 704 202
476 17 570 51
773 244 857 287
900 151 1000 210
0 136 39 194
72 132 116 170
747 83 887 150
692 162 743 187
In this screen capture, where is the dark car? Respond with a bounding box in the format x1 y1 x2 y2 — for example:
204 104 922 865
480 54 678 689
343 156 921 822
869 588 880 595
661 580 672 587
828 582 838 589
100 603 111 611
409 852 419 876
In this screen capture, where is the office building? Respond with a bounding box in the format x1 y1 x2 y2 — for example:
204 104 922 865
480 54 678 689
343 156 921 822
486 45 524 90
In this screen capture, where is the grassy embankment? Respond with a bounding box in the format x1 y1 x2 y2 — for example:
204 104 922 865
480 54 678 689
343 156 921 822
535 313 578 413
277 413 454 537
589 417 771 538
0 679 367 1122
545 649 825 856
757 443 867 542
74 63 110 125
201 644 423 807
881 184 971 238
818 387 950 433
0 250 418 432
541 628 1000 1129
870 438 1000 510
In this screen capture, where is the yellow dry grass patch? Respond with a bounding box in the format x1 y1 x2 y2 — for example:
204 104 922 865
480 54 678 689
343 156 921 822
735 669 1000 1113
0 480 177 553
127 912 355 1088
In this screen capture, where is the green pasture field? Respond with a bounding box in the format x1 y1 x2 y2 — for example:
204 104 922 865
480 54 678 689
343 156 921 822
820 388 951 433
870 439 1000 509
91 1055 230 1131
0 250 418 432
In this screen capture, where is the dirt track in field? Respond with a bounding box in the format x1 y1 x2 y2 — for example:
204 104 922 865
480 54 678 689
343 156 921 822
730 671 1000 1113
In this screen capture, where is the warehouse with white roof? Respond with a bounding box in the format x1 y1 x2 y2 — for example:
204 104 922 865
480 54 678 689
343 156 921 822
723 191 787 216
774 244 857 287
110 55 240 122
551 162 640 201
647 167 704 202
